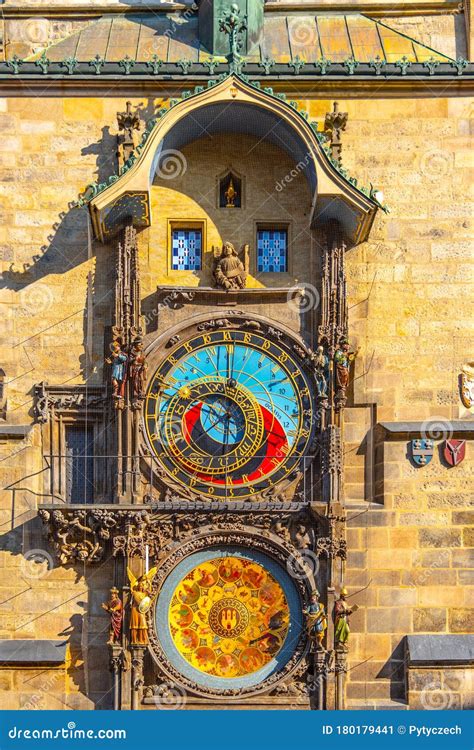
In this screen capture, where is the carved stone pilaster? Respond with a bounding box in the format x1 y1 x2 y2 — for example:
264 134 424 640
130 645 146 711
109 644 127 711
335 648 348 710
321 424 343 505
318 238 348 360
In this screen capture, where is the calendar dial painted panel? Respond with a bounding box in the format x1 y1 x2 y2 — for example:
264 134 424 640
145 329 315 499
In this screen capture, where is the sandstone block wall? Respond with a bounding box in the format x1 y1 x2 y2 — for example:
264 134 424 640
0 89 472 708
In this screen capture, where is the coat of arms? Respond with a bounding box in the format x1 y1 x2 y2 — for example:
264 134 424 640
411 438 434 466
460 363 474 409
443 439 466 467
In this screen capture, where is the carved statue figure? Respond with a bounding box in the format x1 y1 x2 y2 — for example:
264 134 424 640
127 566 158 646
334 587 358 650
313 345 330 398
214 242 246 290
302 590 327 649
334 339 359 391
225 177 237 207
129 338 147 401
460 361 474 408
294 524 311 550
106 341 128 400
101 587 123 644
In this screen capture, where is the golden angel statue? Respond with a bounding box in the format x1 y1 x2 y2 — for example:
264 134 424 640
127 566 158 646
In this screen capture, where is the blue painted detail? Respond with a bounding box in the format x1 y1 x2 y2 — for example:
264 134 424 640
257 230 288 273
155 547 302 690
171 229 202 271
410 438 434 466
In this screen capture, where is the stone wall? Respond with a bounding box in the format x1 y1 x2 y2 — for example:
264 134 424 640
0 89 472 708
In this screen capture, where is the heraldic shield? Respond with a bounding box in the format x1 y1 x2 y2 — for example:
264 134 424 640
443 439 466 467
411 438 434 466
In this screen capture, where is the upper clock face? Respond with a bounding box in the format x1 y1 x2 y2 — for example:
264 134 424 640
144 328 315 499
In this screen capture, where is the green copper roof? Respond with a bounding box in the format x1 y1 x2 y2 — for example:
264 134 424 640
21 12 454 64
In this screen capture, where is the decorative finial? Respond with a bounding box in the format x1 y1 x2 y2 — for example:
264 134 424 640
116 101 141 168
323 101 348 164
219 4 248 62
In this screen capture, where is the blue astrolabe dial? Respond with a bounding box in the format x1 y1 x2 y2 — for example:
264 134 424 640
145 328 315 499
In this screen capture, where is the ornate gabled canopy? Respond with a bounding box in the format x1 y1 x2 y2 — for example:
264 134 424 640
87 74 381 245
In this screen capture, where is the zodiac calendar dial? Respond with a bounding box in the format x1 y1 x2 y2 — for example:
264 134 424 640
144 328 315 499
168 556 290 679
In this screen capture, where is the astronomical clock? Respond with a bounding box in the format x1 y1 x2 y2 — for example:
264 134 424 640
144 328 316 500
37 74 364 711
131 314 322 705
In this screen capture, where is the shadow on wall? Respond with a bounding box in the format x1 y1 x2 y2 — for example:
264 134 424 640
1 98 156 386
0 505 114 709
377 638 407 702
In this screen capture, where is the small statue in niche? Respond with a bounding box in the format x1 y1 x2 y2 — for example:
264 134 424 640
225 177 237 207
101 587 123 644
213 241 247 290
106 340 128 401
302 590 327 650
334 339 359 393
129 337 147 401
334 587 358 651
313 345 330 398
127 566 158 646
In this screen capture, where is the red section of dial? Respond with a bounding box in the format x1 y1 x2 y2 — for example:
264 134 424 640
181 402 288 485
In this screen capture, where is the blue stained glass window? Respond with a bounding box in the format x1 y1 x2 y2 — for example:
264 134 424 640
171 229 202 271
257 229 288 273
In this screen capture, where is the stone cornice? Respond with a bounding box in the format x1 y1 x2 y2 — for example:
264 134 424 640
0 61 471 84
379 420 474 437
